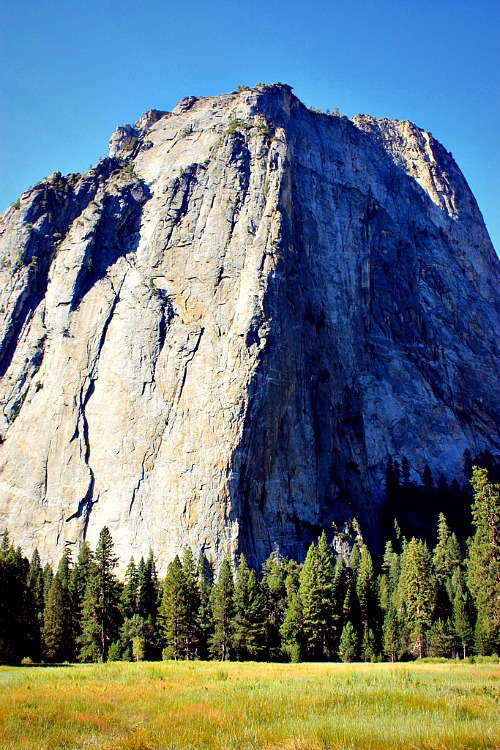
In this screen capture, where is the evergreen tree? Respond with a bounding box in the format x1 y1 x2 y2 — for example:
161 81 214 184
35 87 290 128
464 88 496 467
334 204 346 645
356 545 378 660
137 551 161 659
339 621 358 662
197 552 214 659
119 613 152 662
330 554 348 657
401 456 411 486
423 464 434 492
233 554 266 661
427 618 454 658
453 585 474 659
280 589 304 663
79 527 121 662
43 577 73 661
466 467 500 654
385 457 399 500
180 548 202 659
42 563 54 607
379 541 401 661
70 541 93 647
43 549 75 661
382 605 399 662
401 538 435 658
138 551 159 623
209 556 234 661
298 532 337 660
261 547 288 660
433 514 457 621
159 555 189 660
28 549 45 627
121 558 139 620
0 536 35 663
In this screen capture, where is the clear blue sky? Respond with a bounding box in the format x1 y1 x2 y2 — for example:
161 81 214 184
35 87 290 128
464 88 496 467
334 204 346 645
1 0 498 251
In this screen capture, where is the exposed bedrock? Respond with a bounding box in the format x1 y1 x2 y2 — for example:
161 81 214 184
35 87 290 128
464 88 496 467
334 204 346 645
0 84 498 572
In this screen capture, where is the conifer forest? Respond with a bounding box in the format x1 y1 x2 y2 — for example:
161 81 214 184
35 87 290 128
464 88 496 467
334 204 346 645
1 464 498 665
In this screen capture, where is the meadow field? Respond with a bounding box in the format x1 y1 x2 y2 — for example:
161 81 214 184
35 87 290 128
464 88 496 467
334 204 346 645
0 660 498 750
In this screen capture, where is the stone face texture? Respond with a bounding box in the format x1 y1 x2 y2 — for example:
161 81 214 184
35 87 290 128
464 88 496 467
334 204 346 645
0 84 498 572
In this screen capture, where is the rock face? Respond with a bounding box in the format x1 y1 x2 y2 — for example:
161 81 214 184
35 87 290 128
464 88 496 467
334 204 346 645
0 84 498 572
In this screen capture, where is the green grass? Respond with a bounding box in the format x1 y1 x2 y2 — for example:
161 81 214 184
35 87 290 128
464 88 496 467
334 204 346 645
0 661 498 749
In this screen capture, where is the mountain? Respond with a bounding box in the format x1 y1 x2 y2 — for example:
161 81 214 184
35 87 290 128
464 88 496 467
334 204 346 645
0 83 498 572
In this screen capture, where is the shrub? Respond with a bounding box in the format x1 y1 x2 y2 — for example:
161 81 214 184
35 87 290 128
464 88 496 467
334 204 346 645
107 641 123 661
225 119 249 135
122 136 138 152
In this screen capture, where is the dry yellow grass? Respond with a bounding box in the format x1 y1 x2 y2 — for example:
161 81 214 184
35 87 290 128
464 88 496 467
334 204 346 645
0 660 498 749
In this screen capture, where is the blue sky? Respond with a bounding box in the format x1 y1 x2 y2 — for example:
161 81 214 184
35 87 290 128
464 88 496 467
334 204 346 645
1 0 498 250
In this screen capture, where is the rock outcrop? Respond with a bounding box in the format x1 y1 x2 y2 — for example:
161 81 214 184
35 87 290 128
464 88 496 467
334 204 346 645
0 84 498 572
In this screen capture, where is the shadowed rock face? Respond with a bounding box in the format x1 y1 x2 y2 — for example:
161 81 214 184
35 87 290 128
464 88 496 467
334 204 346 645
0 84 498 572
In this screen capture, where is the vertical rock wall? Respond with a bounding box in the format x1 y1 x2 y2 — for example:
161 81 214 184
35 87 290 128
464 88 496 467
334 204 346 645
0 84 498 571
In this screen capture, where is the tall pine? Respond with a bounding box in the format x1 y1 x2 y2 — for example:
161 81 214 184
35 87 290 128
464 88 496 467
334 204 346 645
233 554 266 661
466 467 500 654
209 556 234 661
79 528 121 662
299 532 336 661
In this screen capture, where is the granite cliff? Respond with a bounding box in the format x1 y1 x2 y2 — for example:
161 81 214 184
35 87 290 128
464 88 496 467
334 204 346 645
0 84 498 571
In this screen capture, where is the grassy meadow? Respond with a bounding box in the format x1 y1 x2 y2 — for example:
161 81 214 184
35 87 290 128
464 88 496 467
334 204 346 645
0 660 498 750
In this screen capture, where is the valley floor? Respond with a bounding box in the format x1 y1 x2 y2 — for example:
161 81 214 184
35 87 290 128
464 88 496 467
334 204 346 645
0 660 498 749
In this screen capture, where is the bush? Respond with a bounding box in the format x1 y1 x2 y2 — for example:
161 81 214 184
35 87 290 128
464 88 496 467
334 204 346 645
225 119 248 135
107 641 123 661
122 136 138 152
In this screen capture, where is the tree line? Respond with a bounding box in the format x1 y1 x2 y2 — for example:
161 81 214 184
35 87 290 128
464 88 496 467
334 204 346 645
0 466 498 664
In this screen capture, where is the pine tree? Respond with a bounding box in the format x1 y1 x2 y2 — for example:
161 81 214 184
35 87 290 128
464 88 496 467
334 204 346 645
382 605 399 662
401 538 435 658
0 536 35 663
42 563 54 607
423 464 434 492
159 555 188 660
330 554 347 657
433 514 456 621
339 621 358 662
138 551 159 623
233 554 266 661
453 585 474 659
401 456 411 486
466 466 500 654
70 541 93 647
180 548 201 659
298 532 336 661
356 545 378 660
28 549 45 627
79 527 121 662
209 556 234 661
121 558 139 620
119 613 150 662
262 550 301 661
379 541 401 661
427 618 454 658
280 589 304 663
137 551 160 659
43 569 74 662
197 552 214 659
